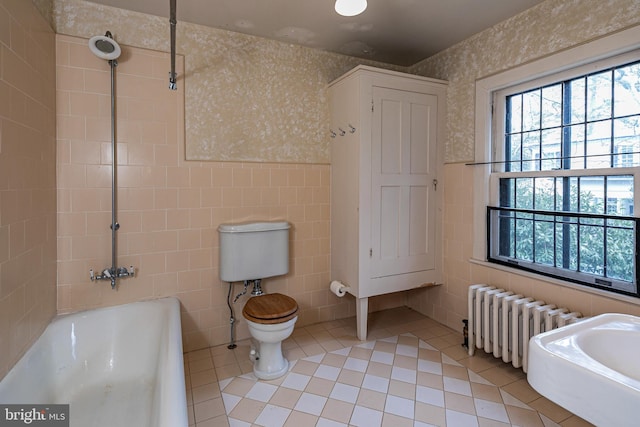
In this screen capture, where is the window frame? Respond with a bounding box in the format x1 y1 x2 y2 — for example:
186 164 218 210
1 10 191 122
472 25 640 301
489 54 640 294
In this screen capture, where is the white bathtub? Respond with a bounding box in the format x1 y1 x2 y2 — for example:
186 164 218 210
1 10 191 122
0 297 188 427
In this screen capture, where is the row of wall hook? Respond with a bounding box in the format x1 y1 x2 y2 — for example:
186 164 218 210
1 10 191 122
330 124 356 138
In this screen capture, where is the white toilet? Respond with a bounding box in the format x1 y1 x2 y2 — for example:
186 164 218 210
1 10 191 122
218 221 298 380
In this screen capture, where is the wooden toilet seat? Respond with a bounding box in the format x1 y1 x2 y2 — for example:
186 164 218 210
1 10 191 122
242 293 298 324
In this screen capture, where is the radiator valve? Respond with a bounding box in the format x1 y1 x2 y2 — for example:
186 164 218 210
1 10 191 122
462 319 469 348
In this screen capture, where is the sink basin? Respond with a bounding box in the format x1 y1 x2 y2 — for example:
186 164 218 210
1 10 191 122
528 313 640 427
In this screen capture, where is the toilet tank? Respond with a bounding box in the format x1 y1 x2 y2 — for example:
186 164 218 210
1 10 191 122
218 221 290 283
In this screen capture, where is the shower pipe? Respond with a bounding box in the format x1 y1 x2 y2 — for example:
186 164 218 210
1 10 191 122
108 41 118 279
169 0 177 90
88 31 135 289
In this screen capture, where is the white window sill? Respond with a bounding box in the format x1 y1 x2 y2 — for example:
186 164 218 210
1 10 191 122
468 257 640 307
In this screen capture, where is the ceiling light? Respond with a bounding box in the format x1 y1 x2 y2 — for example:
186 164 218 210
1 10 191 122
335 0 367 17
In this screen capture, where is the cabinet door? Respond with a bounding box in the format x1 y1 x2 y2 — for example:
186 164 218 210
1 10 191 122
370 86 438 278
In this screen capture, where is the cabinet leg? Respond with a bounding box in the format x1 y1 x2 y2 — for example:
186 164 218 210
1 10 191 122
356 297 368 341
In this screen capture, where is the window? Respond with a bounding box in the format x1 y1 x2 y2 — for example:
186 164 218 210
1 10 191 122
487 54 640 297
615 145 635 168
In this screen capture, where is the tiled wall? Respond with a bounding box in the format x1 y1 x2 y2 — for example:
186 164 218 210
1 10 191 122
0 0 57 379
407 0 640 331
55 35 410 353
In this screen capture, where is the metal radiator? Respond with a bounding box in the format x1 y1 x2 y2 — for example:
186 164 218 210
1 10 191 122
467 284 582 372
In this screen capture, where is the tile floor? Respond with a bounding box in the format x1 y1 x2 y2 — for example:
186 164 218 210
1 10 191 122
183 307 593 427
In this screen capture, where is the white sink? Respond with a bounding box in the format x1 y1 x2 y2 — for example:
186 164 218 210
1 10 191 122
528 313 640 427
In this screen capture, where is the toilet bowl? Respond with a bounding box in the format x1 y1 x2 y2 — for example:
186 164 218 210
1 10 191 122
242 293 298 380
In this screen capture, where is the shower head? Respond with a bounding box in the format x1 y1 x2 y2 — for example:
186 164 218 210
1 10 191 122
88 31 121 61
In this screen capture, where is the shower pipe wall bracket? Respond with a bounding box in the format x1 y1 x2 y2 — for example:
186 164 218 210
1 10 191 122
90 266 136 289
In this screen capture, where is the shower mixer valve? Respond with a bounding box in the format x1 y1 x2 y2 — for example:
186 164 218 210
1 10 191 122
90 265 136 289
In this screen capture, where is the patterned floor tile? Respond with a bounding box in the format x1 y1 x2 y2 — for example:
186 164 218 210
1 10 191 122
185 307 592 427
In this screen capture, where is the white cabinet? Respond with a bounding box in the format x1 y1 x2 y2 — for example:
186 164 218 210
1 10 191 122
329 65 447 340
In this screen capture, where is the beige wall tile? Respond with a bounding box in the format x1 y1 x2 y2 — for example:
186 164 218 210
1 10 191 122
0 1 57 379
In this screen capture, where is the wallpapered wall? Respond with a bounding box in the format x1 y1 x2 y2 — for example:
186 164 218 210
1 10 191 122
409 0 640 164
50 0 405 164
